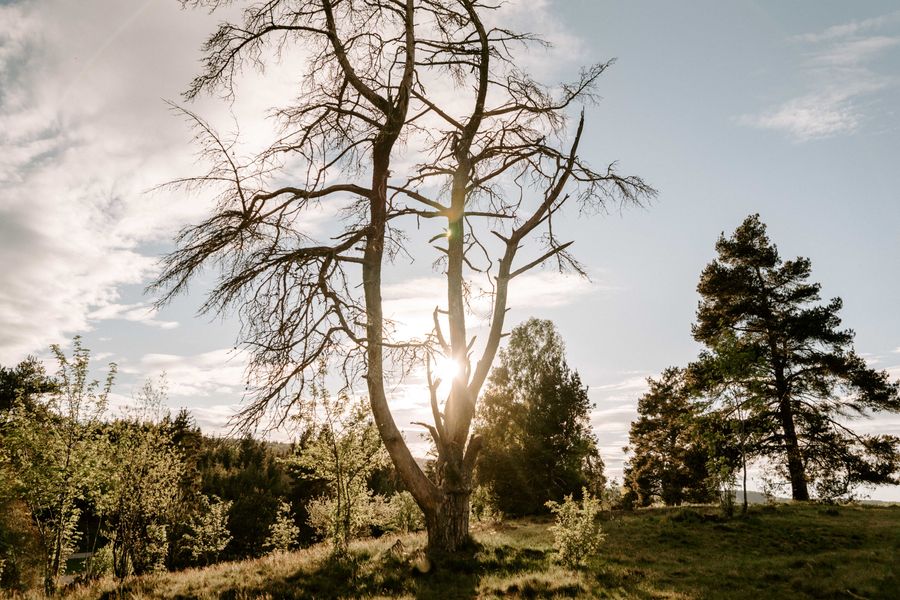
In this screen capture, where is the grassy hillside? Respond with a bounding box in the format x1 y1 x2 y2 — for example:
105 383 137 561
42 504 900 599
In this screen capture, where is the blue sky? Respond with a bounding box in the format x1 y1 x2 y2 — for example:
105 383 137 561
1 0 898 499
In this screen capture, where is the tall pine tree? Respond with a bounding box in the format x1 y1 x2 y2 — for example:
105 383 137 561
693 214 900 500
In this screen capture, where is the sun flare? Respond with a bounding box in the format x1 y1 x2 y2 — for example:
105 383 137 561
433 356 461 384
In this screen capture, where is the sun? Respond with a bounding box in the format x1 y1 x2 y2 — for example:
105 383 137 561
432 356 460 384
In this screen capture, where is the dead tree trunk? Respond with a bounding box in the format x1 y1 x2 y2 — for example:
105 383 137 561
161 0 653 559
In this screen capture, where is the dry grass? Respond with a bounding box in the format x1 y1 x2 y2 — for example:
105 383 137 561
19 503 900 599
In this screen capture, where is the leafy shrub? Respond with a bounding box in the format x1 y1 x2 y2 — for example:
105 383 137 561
306 489 383 548
264 501 300 553
290 377 388 555
179 495 232 566
545 488 605 568
381 491 424 533
470 485 503 524
82 543 113 580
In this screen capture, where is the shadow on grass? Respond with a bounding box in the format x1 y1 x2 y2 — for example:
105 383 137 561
101 541 567 600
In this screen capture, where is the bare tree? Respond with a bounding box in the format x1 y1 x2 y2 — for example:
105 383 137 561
154 0 654 554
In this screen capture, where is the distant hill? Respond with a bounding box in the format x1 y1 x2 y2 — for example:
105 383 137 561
732 489 897 506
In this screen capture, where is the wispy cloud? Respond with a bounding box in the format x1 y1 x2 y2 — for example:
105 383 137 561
739 87 875 141
381 270 607 340
739 12 899 142
121 348 249 399
810 35 900 66
791 11 900 44
88 302 179 330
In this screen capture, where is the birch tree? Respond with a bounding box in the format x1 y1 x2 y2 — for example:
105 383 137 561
2 338 114 593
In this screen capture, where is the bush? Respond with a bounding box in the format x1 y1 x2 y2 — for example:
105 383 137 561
381 492 424 533
307 489 382 549
179 495 232 566
470 485 503 524
545 488 605 568
82 543 114 581
264 501 300 553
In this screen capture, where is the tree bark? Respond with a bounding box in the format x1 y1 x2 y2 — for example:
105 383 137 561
424 490 472 553
778 398 809 501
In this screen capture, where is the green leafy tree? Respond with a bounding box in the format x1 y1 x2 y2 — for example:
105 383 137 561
693 214 900 500
100 377 184 577
180 495 233 566
0 357 54 591
263 501 299 554
290 372 388 555
0 356 56 413
623 368 715 508
1 338 114 593
475 319 605 516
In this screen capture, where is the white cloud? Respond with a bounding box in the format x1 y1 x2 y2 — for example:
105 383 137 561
88 302 179 330
509 270 600 308
123 347 249 399
584 371 656 480
0 1 311 363
791 11 900 44
490 0 587 79
589 374 650 393
887 365 900 382
186 403 246 436
739 91 862 141
739 12 899 142
381 270 605 340
0 2 201 361
811 36 900 66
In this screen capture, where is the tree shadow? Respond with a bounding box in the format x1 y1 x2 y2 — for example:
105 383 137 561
97 541 579 599
205 548 483 599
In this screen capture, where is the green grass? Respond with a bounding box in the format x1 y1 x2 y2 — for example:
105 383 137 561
40 504 900 599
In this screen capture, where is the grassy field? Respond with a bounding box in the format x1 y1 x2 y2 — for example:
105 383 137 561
39 503 900 599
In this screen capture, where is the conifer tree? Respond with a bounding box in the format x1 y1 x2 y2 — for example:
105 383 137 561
692 214 900 500
623 368 715 507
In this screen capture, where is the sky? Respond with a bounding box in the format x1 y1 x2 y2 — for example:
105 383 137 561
1 0 899 500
